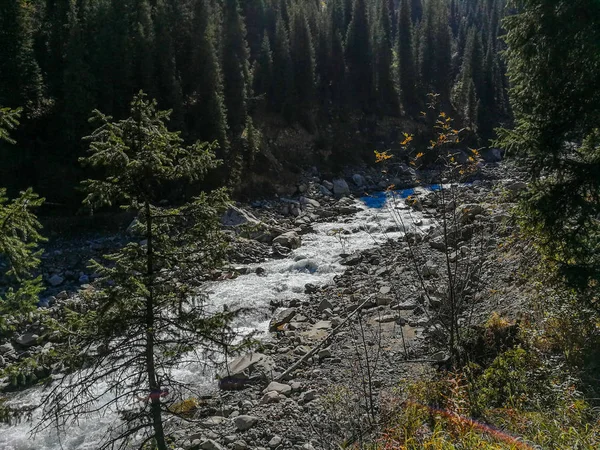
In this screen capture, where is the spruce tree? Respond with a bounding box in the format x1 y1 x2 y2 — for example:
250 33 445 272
374 0 397 114
37 92 234 450
271 14 294 120
345 0 374 112
253 32 274 103
397 0 418 113
498 0 600 295
0 0 43 111
222 0 252 137
0 107 45 336
187 0 229 153
290 7 317 124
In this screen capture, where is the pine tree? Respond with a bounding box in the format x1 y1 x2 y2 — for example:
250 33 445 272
452 27 482 129
374 0 397 114
345 0 374 112
397 0 418 113
153 0 184 129
498 0 600 294
132 0 156 97
222 0 252 137
0 107 45 337
253 32 274 103
271 14 294 120
187 0 229 153
290 7 317 124
37 92 234 450
0 0 44 112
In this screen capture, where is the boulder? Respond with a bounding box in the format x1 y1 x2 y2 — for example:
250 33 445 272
222 206 260 227
332 179 350 196
260 391 280 404
322 180 334 191
233 415 259 431
269 308 296 332
317 298 333 312
352 174 365 187
14 332 39 347
263 381 292 396
481 148 503 163
219 353 274 390
319 185 333 197
422 260 438 278
200 440 224 450
48 274 64 287
458 204 485 223
273 231 301 250
506 180 527 194
0 343 14 354
299 390 317 404
268 436 283 449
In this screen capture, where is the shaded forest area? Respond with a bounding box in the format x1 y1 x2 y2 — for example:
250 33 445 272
0 0 510 208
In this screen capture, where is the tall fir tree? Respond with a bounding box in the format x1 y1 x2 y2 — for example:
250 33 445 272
345 0 374 112
290 7 317 124
38 92 234 450
187 0 229 154
271 14 294 120
397 0 418 113
0 0 44 112
222 0 252 136
374 0 397 114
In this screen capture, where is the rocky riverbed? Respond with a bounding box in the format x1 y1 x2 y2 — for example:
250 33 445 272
0 162 529 450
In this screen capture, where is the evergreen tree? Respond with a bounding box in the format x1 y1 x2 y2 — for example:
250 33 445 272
0 107 45 337
0 0 44 112
37 92 234 450
253 32 274 104
187 0 229 153
345 0 374 112
397 0 418 113
452 27 482 129
153 0 184 129
290 7 317 123
374 0 397 114
498 0 600 295
271 14 294 120
222 0 252 137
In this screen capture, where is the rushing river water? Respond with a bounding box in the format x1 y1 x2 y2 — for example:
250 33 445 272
0 190 434 450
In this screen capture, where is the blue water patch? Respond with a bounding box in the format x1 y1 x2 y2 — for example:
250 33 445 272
360 184 453 209
360 187 416 209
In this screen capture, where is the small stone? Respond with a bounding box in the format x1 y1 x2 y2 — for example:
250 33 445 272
48 274 64 287
260 391 280 404
268 436 283 449
379 285 392 295
304 283 318 294
263 381 292 396
318 348 332 359
300 390 317 403
200 439 224 450
233 415 258 431
317 298 333 312
233 441 248 450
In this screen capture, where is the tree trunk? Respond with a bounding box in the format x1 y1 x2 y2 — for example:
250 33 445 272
145 200 168 450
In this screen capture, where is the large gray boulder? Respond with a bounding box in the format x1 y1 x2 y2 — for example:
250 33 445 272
219 353 274 390
269 308 296 331
222 205 260 227
481 148 503 163
332 179 350 196
273 231 301 249
234 415 259 431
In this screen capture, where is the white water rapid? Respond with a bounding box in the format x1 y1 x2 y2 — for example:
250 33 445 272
0 191 434 450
